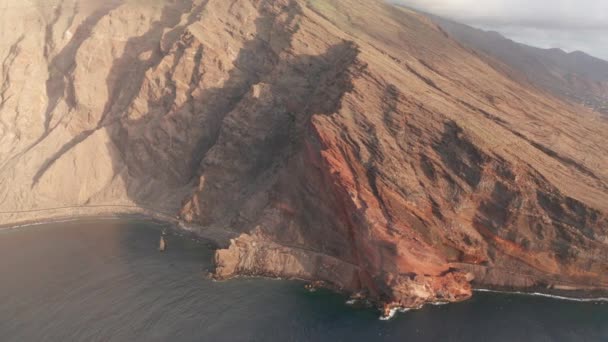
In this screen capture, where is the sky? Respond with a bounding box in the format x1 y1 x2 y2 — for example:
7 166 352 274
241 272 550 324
391 0 608 61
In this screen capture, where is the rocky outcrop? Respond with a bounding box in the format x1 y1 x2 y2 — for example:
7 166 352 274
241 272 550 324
1 0 608 308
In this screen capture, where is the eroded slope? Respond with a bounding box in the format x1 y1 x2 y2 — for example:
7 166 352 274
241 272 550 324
1 0 607 308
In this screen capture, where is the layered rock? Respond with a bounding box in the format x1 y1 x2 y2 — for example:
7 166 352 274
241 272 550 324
1 0 608 307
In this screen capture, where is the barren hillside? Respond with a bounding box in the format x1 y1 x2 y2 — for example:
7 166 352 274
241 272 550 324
1 0 607 309
431 14 608 115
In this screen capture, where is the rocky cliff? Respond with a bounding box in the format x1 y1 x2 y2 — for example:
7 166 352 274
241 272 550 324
1 0 608 308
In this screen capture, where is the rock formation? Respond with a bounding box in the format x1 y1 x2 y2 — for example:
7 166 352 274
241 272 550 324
1 0 608 308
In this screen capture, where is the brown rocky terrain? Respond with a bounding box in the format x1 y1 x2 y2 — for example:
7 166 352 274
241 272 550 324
1 0 608 309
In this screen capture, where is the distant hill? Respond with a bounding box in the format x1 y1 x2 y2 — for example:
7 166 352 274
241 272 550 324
431 14 608 115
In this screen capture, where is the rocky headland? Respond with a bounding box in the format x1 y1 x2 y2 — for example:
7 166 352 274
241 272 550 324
1 0 608 309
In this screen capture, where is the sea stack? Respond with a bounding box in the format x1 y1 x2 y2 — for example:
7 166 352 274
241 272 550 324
159 235 167 252
0 0 607 310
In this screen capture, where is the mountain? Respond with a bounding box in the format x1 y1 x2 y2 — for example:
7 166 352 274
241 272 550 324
1 0 608 310
430 14 608 115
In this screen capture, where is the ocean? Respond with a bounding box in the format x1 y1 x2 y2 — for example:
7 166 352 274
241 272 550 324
1 220 606 341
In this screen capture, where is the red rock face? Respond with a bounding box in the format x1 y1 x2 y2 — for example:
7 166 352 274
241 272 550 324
3 0 605 308
176 0 608 307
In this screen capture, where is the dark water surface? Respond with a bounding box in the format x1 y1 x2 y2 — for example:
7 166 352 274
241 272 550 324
1 221 607 341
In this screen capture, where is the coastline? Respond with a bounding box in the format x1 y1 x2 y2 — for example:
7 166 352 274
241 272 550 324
0 205 178 230
0 214 171 231
473 288 608 303
2 208 607 308
0 205 237 247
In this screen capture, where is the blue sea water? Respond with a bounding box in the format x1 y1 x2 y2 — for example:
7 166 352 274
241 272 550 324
0 220 606 341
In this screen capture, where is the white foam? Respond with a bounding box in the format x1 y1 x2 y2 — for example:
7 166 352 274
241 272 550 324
430 301 449 306
475 288 608 303
379 307 411 320
379 308 398 320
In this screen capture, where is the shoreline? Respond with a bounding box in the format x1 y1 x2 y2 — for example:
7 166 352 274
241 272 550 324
473 288 608 303
0 206 236 247
0 214 171 231
2 209 607 307
0 205 178 230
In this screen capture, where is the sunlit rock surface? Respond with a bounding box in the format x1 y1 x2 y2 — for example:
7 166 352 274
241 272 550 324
1 0 608 307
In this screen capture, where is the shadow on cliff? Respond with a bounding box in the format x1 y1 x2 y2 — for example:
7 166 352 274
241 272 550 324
176 38 361 227
189 40 360 225
112 1 301 189
25 0 362 241
97 0 362 218
30 0 205 189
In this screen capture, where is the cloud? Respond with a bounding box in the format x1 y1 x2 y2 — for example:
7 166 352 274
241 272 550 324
391 0 608 60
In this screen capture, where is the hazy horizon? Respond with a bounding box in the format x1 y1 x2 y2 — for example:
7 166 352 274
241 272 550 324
391 0 608 61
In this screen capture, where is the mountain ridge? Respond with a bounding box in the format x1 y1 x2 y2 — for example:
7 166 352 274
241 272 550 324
1 0 607 309
425 12 608 115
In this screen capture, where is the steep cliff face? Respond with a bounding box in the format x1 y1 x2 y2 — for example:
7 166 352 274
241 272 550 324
1 0 608 308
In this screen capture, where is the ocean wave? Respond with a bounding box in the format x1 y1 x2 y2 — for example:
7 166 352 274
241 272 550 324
475 288 608 303
379 307 412 320
379 308 398 320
